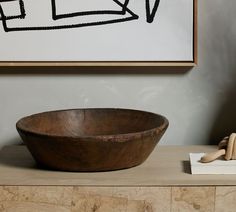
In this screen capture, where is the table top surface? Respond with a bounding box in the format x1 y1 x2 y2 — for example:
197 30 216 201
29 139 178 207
0 145 235 186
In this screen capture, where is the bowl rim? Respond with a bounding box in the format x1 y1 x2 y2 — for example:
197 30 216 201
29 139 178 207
16 108 169 141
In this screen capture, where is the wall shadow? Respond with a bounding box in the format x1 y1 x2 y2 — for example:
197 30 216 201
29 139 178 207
0 145 38 170
0 66 193 75
203 0 236 145
1 137 24 147
208 81 236 144
181 160 191 174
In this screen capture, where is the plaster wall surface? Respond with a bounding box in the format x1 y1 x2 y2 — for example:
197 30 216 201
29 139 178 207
0 0 235 148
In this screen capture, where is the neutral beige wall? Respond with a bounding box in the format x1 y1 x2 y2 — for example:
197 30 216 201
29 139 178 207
0 0 235 148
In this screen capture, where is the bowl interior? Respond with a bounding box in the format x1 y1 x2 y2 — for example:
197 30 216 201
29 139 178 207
17 109 167 137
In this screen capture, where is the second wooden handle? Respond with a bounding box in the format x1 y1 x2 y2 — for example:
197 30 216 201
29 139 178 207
200 149 226 163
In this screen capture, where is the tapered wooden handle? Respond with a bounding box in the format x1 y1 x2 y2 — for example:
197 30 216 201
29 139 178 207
225 133 236 160
200 149 226 163
200 133 236 163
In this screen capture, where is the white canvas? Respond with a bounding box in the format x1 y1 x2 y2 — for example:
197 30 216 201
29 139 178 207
0 0 194 61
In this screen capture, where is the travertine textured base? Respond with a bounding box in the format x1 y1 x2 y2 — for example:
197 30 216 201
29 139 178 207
0 186 236 211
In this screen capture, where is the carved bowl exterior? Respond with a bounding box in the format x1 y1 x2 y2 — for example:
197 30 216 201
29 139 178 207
16 108 169 172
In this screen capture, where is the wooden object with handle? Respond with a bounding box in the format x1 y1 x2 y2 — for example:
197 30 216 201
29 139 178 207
200 133 236 163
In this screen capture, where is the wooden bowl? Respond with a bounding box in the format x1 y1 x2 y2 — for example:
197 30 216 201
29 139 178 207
16 108 168 172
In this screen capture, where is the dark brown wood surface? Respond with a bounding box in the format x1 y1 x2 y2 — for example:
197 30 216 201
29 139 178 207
16 108 168 172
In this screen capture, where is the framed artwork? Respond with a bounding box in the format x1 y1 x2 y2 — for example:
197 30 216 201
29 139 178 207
0 0 197 66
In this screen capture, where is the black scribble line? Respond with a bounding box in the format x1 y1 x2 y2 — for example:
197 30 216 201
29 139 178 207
0 0 162 32
51 0 57 20
0 5 8 31
3 15 138 32
0 0 139 32
0 0 18 1
120 0 130 14
0 0 25 20
19 0 25 18
51 0 131 20
146 0 160 23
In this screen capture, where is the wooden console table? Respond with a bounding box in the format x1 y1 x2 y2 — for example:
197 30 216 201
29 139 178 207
0 145 235 212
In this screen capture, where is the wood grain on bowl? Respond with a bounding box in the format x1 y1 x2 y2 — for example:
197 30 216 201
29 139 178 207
16 108 168 172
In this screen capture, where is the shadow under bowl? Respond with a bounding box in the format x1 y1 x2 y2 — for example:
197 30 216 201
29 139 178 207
16 108 169 172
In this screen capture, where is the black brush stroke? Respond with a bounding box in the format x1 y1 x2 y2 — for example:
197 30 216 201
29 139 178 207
51 0 131 20
121 0 130 14
0 14 21 20
146 0 160 23
2 16 138 32
0 0 167 32
0 0 19 2
0 0 139 32
0 5 8 30
19 0 25 18
0 0 25 20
